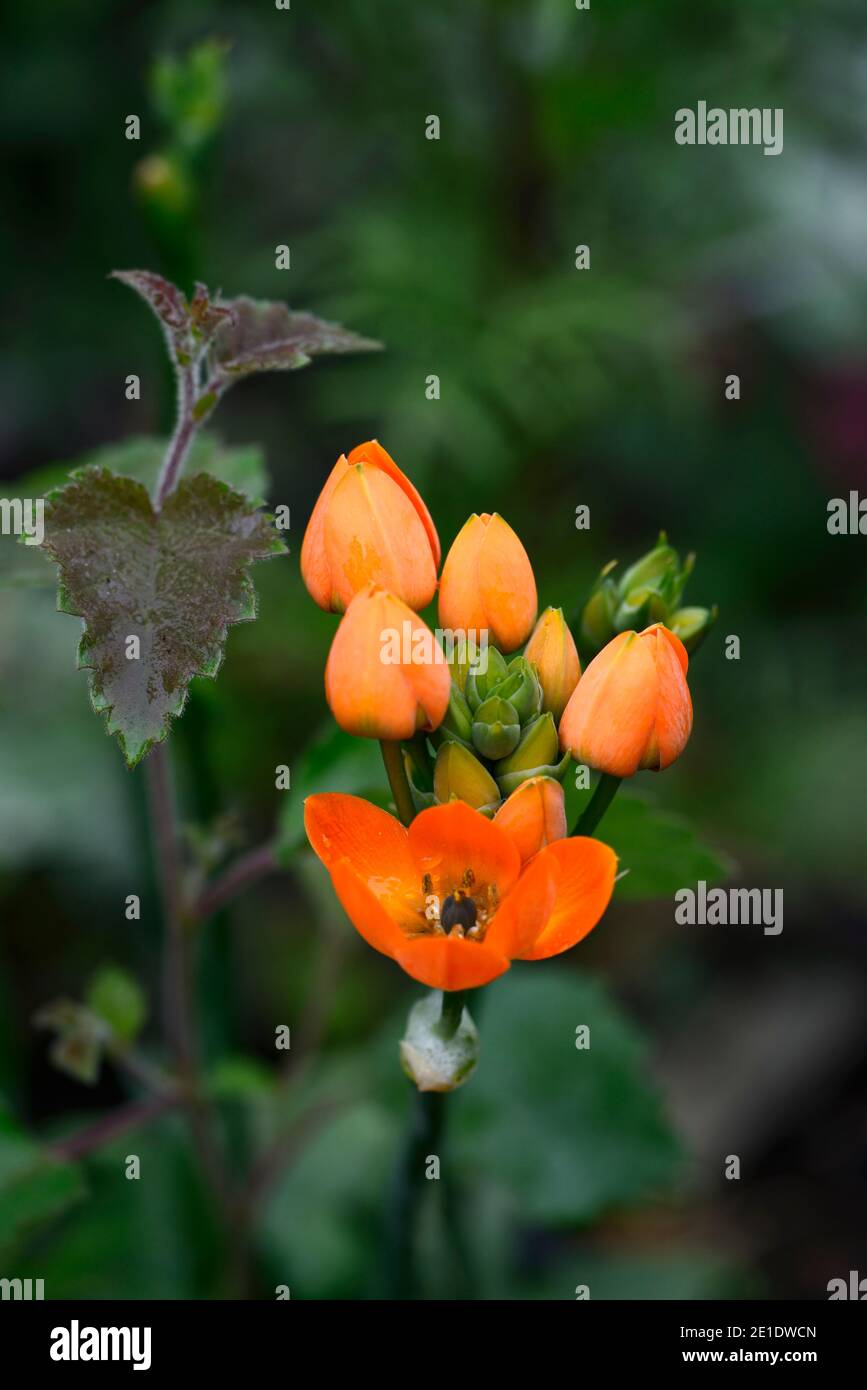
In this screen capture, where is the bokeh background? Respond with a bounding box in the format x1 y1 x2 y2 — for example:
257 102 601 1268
2 0 867 1300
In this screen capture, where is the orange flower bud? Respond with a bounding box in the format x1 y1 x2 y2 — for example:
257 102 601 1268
524 607 581 722
301 440 440 613
493 775 567 865
438 513 537 653
325 584 451 740
559 623 693 777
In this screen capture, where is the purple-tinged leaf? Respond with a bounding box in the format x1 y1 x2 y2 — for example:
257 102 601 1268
189 281 236 340
111 269 190 333
40 467 286 768
210 295 382 377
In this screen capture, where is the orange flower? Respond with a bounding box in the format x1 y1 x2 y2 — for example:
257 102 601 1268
492 775 567 866
304 794 617 990
301 440 440 613
559 622 692 777
325 584 450 739
524 606 581 721
438 513 537 652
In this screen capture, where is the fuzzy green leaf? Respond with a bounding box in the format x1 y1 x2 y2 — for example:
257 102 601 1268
40 468 285 767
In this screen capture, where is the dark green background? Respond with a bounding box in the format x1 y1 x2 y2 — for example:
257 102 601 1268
1 0 866 1299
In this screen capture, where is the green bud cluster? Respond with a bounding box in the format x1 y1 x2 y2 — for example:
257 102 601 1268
403 645 570 816
579 532 717 655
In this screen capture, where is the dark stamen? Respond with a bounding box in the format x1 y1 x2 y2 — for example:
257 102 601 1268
441 893 477 932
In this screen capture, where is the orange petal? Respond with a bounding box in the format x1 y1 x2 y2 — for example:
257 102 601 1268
645 621 689 675
324 587 450 739
438 514 488 635
329 858 408 959
647 626 693 770
493 776 567 865
408 800 521 899
478 513 538 651
348 440 441 569
484 850 559 958
325 464 438 611
305 792 414 879
394 933 510 990
524 606 581 721
304 793 421 928
519 836 617 960
559 631 657 778
300 454 350 610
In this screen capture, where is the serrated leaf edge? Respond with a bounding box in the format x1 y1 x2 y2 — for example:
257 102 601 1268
42 467 287 769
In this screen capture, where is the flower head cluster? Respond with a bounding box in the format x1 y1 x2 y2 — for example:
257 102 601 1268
300 440 703 988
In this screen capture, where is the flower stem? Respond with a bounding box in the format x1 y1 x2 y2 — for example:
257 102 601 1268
572 772 622 836
154 360 198 508
145 743 232 1210
438 989 467 1040
51 1093 179 1163
386 1088 446 1299
192 841 277 922
380 739 415 827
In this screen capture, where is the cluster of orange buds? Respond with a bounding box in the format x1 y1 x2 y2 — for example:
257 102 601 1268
300 441 703 1010
301 440 694 784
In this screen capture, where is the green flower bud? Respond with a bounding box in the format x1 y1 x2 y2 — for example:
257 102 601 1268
465 646 507 712
616 532 679 602
404 747 438 814
580 567 618 653
471 695 521 760
670 603 718 654
434 682 474 749
434 741 501 812
491 656 544 724
671 550 696 610
134 153 194 217
493 711 559 780
400 991 479 1092
496 749 571 798
613 585 670 634
447 635 483 694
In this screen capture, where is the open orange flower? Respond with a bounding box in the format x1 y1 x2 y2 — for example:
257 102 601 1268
301 440 440 613
559 622 692 777
305 794 617 990
438 512 537 652
325 584 450 739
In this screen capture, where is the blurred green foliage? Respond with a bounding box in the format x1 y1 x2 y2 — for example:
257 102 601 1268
1 0 867 1300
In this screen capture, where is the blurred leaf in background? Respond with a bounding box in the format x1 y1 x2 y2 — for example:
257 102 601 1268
0 1100 85 1258
2 0 867 1302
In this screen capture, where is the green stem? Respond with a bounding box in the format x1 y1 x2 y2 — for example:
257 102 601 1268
386 1088 446 1299
437 989 467 1040
572 772 622 836
154 359 198 509
193 841 276 922
50 1093 180 1163
380 739 415 827
385 989 472 1298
